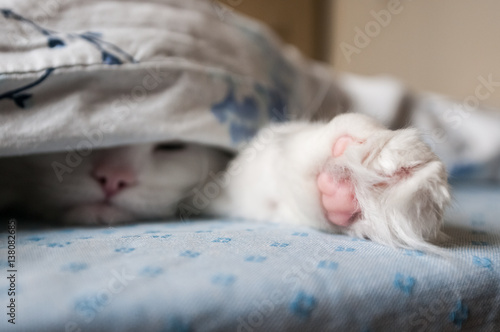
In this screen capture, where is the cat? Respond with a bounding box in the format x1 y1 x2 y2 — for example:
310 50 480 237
0 113 450 250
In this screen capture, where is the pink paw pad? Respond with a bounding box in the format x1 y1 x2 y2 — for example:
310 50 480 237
317 135 361 227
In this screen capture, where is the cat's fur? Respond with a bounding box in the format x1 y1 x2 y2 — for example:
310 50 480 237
0 113 450 250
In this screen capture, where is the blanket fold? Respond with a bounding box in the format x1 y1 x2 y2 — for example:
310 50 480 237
1 0 499 181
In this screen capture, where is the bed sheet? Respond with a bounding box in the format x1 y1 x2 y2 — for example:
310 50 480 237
0 182 499 332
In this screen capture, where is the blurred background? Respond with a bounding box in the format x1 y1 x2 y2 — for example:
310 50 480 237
223 0 500 110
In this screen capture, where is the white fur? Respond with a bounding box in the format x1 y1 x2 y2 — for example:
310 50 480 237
0 113 450 250
208 113 451 251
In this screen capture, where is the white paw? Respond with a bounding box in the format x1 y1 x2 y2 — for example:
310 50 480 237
318 114 451 249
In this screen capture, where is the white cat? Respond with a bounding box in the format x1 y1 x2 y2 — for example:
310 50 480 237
0 113 450 249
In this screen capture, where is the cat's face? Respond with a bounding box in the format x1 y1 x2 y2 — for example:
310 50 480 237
0 143 229 224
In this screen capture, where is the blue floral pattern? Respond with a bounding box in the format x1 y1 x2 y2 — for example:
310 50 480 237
211 79 288 144
0 68 53 108
0 183 499 331
0 9 137 109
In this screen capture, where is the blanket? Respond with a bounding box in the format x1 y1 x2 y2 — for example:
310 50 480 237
0 0 349 157
2 0 500 182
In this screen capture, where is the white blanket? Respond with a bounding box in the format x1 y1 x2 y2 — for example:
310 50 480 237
0 0 347 156
1 0 499 180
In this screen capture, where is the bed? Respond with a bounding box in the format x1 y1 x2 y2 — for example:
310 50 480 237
0 182 499 331
1 1 499 331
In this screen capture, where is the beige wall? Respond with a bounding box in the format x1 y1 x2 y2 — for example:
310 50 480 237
231 0 500 109
221 0 320 59
331 0 500 108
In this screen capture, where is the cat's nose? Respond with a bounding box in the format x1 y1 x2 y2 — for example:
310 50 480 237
92 166 137 197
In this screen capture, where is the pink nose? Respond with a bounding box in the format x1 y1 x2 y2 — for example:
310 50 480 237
92 166 137 197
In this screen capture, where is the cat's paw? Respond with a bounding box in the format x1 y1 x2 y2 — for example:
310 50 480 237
318 114 451 249
317 136 363 227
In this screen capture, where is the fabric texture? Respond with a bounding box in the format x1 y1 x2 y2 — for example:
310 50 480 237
2 0 499 180
0 0 346 157
0 183 499 332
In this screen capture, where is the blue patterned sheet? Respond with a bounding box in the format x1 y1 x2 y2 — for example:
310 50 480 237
1 182 499 332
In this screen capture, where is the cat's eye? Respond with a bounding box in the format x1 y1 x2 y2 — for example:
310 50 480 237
154 141 187 152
